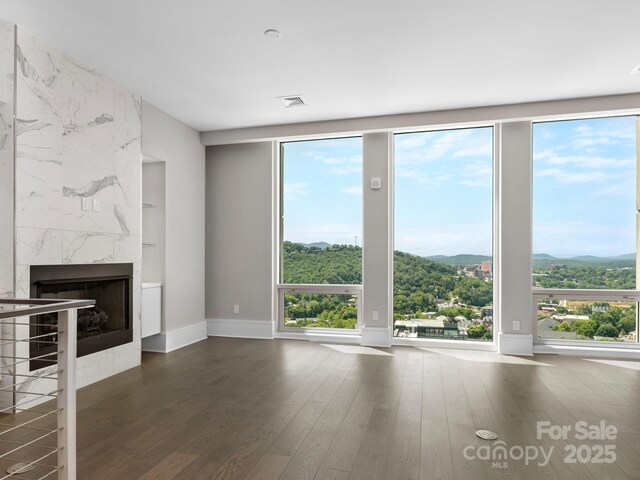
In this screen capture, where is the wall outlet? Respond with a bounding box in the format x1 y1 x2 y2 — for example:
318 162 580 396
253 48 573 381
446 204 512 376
372 310 379 321
81 197 90 211
513 320 521 331
233 304 239 314
92 199 100 212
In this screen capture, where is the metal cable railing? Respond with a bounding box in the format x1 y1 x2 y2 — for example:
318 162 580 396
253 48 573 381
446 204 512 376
0 299 94 480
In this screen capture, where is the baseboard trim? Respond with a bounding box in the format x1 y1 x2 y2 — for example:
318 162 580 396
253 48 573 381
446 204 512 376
498 333 534 356
361 327 391 347
141 321 208 353
275 331 361 344
207 319 274 339
534 344 640 359
393 337 497 351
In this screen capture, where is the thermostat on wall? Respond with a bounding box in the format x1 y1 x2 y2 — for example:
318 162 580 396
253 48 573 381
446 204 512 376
370 177 382 190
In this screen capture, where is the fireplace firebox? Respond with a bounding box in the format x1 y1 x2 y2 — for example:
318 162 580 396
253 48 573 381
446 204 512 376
30 264 133 370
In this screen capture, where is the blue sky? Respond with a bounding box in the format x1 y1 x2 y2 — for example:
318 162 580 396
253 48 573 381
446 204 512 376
395 128 493 256
283 116 637 258
533 116 636 257
282 137 363 246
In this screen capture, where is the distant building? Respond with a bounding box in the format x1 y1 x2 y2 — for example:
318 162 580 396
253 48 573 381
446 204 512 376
394 318 460 338
482 261 491 273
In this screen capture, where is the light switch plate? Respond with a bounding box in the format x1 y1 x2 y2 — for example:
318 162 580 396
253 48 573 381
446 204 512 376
513 320 521 331
372 310 379 321
92 199 100 212
81 197 90 211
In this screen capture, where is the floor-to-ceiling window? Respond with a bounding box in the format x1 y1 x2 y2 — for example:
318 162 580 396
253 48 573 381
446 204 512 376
279 137 363 331
393 127 494 341
533 116 640 344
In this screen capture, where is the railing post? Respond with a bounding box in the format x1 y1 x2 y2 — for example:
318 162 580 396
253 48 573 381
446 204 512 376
57 308 77 480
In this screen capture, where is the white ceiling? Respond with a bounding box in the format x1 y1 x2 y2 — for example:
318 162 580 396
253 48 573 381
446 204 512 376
1 0 639 132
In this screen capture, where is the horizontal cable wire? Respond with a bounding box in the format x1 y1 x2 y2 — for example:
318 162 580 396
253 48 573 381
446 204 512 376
0 429 59 459
0 448 60 479
0 410 57 436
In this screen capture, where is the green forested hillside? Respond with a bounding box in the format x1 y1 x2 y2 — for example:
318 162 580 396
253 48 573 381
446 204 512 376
282 242 363 284
282 242 492 319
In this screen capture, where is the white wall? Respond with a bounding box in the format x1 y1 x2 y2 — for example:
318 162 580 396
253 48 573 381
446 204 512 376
205 142 273 322
141 101 206 347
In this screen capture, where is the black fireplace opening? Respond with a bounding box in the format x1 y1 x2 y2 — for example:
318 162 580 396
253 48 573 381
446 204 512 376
30 264 133 371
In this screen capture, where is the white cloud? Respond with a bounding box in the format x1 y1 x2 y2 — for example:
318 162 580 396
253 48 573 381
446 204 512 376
535 168 564 178
453 143 493 158
284 182 310 200
591 179 635 198
329 165 363 175
395 129 490 166
459 162 492 188
342 186 363 195
323 157 345 165
555 171 607 184
545 155 634 170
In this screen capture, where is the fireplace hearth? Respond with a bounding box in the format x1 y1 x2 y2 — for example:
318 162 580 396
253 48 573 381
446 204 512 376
30 264 133 370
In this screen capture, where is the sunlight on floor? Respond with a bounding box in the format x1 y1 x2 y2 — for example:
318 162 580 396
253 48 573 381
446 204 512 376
321 344 394 356
415 347 554 366
584 358 640 371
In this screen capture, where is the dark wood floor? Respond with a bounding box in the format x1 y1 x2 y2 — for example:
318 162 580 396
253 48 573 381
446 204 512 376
67 338 640 479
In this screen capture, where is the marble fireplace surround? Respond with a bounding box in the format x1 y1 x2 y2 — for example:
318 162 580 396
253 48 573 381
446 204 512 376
0 22 143 404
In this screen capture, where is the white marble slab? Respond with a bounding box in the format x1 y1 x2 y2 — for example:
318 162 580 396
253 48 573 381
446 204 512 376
15 227 63 265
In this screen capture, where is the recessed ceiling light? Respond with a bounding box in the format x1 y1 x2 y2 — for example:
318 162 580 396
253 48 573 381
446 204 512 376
277 95 307 107
631 64 640 74
264 29 281 39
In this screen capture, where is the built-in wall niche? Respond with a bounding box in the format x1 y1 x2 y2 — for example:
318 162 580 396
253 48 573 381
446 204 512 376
142 160 166 284
29 263 133 370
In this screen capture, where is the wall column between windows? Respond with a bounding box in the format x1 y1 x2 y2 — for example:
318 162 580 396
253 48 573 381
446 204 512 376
361 132 393 346
497 121 534 355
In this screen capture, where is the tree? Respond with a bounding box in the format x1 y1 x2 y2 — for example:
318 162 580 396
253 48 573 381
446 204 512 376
553 321 571 332
467 325 489 339
571 319 597 338
453 278 492 307
595 322 618 338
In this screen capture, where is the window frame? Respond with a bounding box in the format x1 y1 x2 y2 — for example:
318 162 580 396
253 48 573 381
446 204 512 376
531 115 640 348
533 288 640 347
391 125 497 344
277 136 364 334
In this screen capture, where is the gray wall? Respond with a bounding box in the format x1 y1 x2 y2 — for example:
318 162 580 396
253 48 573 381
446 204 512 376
141 101 205 332
205 142 272 321
498 121 533 336
362 132 391 329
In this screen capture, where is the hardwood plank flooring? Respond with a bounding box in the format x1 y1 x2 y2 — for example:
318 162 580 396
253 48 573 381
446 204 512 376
4 338 640 479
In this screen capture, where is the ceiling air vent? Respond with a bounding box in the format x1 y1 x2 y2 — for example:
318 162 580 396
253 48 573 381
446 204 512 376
279 95 307 107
